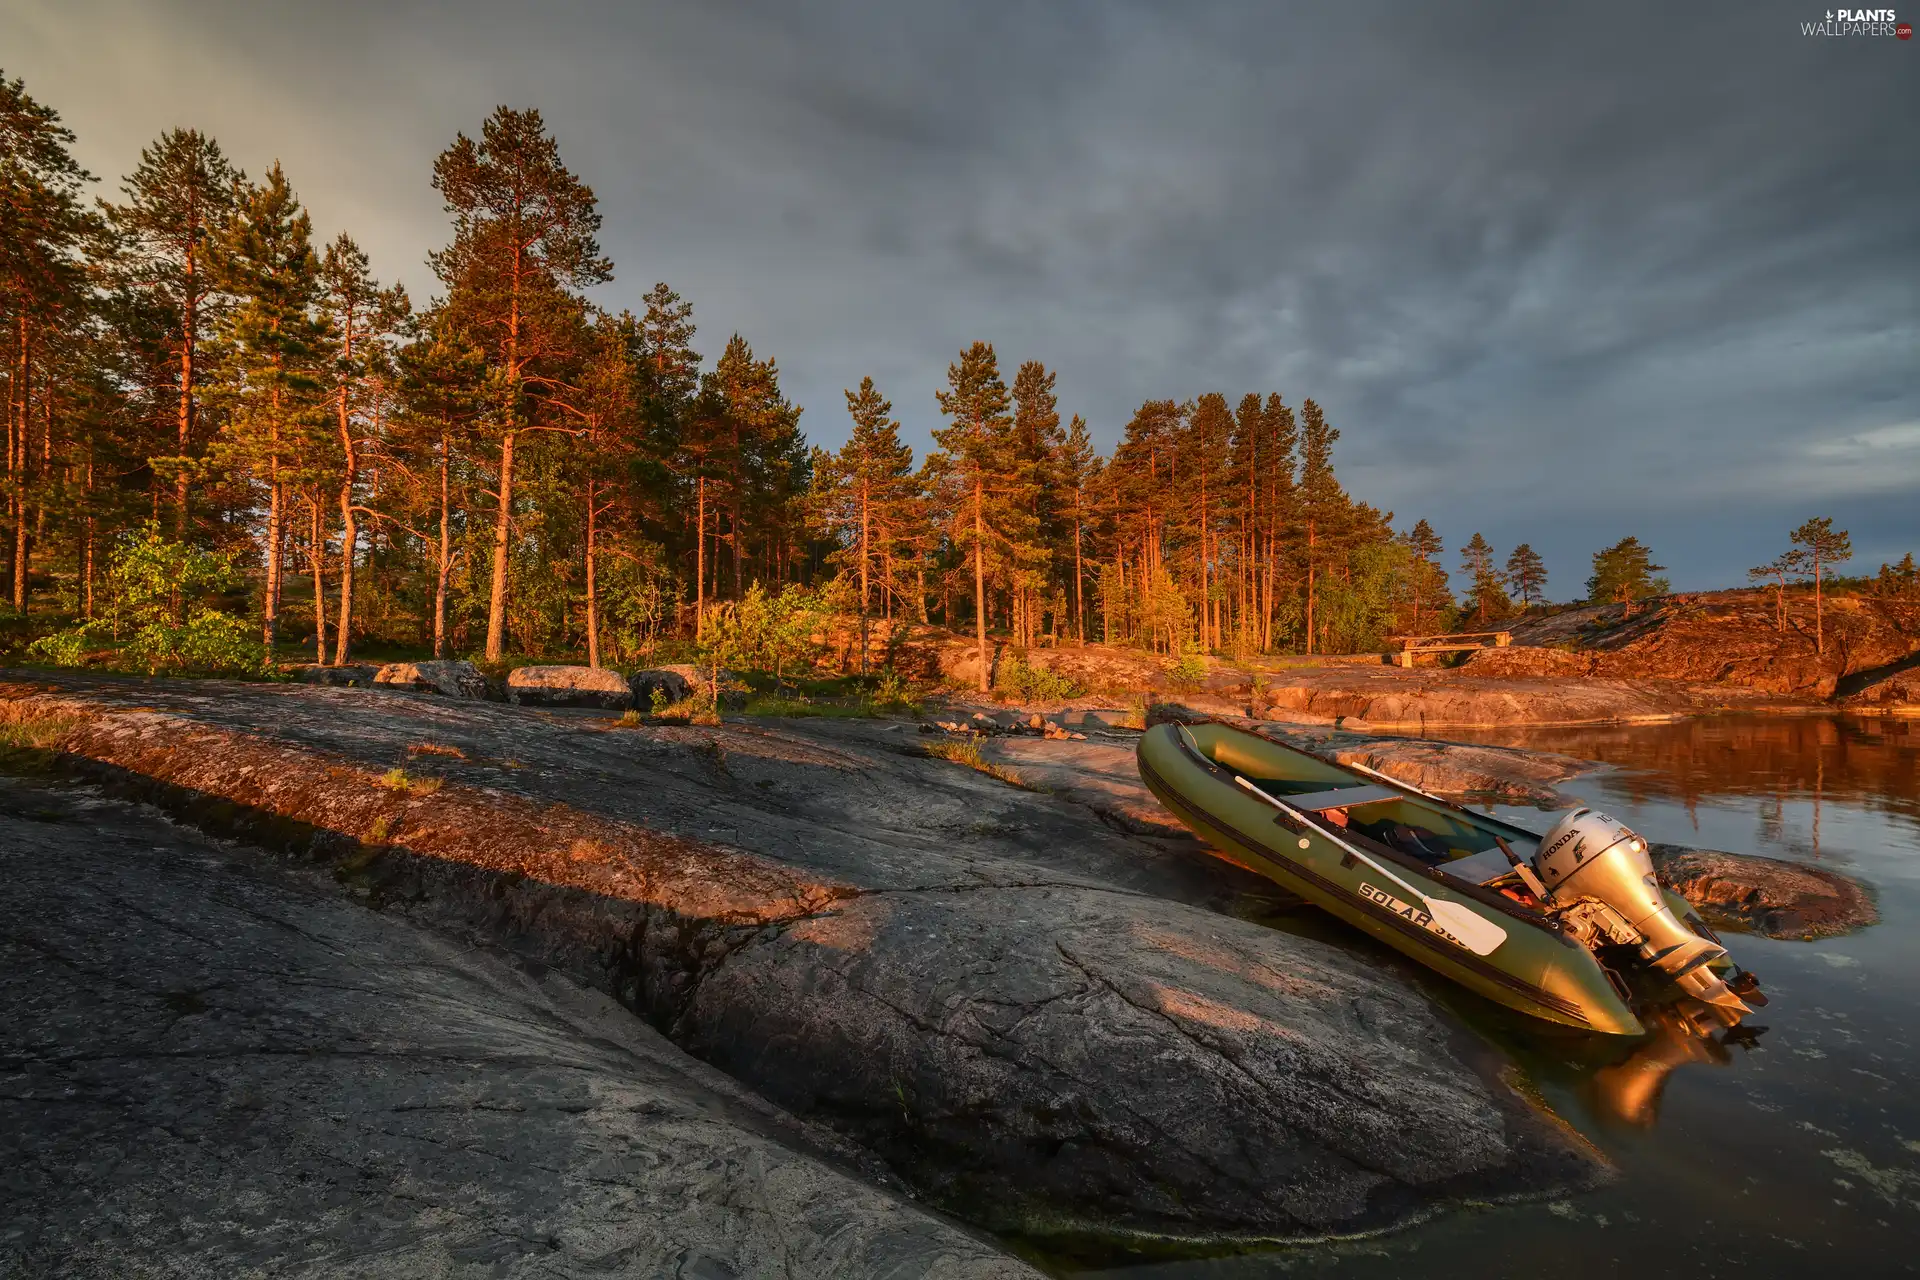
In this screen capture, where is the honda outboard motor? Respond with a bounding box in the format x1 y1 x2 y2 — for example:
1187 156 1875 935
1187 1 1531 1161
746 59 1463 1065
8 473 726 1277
1534 807 1752 1024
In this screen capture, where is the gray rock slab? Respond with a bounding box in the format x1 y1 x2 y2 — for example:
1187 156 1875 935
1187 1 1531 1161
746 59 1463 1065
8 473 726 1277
0 775 1034 1279
0 675 1615 1244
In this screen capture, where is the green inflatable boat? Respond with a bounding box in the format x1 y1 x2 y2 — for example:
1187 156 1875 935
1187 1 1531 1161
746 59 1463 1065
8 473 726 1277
1137 720 1762 1037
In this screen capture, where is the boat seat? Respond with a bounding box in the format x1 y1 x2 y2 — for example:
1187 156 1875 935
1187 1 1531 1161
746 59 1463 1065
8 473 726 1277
1267 783 1400 812
1438 848 1520 886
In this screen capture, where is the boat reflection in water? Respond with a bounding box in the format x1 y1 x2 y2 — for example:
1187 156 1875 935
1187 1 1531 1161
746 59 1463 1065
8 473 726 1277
1586 1006 1767 1128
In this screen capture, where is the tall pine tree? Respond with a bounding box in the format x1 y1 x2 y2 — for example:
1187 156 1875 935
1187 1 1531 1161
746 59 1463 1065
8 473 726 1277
932 342 1015 691
431 106 609 662
208 162 325 649
105 128 240 535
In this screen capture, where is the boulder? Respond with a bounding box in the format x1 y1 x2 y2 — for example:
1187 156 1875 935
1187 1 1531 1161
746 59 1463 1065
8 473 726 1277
508 664 634 710
297 663 381 688
1145 698 1245 726
1840 667 1920 714
630 664 699 707
373 659 491 699
1651 844 1880 938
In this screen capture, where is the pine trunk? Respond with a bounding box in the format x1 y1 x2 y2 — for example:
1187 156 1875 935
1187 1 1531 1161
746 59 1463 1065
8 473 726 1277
695 475 706 639
175 242 195 536
484 428 514 660
309 497 327 662
433 430 452 659
11 313 29 614
859 475 870 676
584 479 600 668
973 476 988 693
333 384 358 666
1305 520 1317 655
1073 512 1084 644
484 233 526 663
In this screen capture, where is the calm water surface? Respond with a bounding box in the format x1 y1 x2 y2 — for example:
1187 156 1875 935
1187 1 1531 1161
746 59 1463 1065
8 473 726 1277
1090 715 1920 1279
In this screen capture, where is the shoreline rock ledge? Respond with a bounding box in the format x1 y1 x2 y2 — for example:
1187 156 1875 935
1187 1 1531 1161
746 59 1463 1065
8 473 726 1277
0 673 1610 1253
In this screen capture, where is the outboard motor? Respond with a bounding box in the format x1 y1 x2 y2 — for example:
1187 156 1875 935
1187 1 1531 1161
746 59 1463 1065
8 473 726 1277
1534 808 1752 1024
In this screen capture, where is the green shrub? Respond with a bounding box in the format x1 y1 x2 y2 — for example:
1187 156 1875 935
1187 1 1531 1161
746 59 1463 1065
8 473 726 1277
37 527 270 676
26 625 99 667
996 650 1082 702
1166 652 1207 689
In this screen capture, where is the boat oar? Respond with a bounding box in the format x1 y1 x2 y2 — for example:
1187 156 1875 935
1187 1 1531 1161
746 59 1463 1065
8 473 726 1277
1230 773 1509 957
1336 755 1467 812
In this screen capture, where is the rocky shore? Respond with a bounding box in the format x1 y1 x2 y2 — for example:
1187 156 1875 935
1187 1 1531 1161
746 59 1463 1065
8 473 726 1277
0 670 1878 1273
0 772 1029 1279
889 587 1920 724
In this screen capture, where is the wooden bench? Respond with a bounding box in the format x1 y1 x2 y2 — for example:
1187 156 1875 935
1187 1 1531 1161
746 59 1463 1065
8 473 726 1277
1385 630 1511 667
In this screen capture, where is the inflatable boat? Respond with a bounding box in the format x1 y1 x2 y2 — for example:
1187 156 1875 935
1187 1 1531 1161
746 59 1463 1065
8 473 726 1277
1137 720 1762 1037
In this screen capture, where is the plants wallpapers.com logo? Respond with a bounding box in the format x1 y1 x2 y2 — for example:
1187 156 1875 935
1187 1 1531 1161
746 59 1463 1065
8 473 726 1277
1800 7 1910 34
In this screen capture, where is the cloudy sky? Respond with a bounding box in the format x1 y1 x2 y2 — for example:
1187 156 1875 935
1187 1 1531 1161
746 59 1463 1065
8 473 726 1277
7 0 1916 591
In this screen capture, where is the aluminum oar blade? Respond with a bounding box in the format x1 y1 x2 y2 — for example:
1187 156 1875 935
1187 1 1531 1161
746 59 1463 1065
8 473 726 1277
1423 898 1509 957
1230 773 1508 957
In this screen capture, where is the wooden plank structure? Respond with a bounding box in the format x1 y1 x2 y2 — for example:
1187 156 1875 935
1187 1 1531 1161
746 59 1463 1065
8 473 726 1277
1385 630 1512 667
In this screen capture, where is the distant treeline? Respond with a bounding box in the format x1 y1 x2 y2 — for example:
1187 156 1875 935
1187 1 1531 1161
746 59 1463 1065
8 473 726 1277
3 73 1904 672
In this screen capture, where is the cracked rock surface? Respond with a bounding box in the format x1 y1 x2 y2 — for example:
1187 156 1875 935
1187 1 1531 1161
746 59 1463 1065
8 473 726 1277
0 774 1031 1279
0 674 1608 1249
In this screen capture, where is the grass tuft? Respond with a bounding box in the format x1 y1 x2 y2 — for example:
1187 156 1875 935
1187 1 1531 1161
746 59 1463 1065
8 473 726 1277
922 735 1037 790
407 741 466 759
378 767 443 796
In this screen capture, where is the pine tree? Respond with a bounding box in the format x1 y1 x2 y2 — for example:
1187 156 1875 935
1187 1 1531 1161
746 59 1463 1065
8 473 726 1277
1186 393 1233 652
1789 517 1851 656
1261 395 1297 652
431 106 609 662
576 311 644 667
1297 398 1340 654
1007 360 1057 647
1056 414 1098 641
1107 399 1185 652
1586 536 1669 615
1747 552 1803 633
1402 518 1448 633
698 333 803 604
819 375 913 671
1505 542 1547 609
2 71 97 613
394 317 486 657
207 162 325 650
105 128 240 535
632 282 701 610
317 234 407 664
1459 532 1509 624
931 342 1015 691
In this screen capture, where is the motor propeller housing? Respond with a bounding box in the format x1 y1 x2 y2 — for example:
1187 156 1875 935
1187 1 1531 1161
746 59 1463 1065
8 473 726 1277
1535 807 1751 1022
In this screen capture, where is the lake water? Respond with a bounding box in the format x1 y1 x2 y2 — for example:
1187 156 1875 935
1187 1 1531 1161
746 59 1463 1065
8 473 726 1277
1089 714 1920 1279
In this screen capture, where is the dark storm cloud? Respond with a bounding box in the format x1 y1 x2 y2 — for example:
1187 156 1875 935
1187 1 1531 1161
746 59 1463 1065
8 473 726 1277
7 0 1916 588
